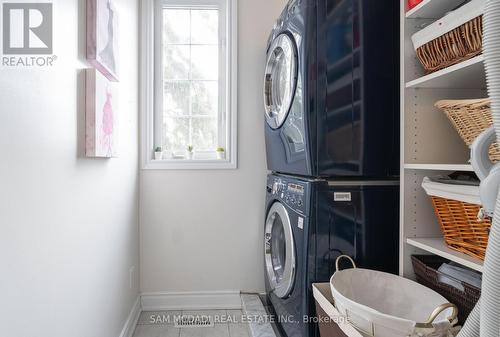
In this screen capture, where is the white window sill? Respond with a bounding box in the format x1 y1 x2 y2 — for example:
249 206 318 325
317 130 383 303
143 158 237 170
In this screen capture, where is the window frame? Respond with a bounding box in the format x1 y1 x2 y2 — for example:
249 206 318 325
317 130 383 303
141 0 238 170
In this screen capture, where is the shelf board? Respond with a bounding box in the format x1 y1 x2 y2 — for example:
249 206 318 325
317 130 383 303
407 237 484 272
406 0 466 19
404 163 473 171
406 55 485 89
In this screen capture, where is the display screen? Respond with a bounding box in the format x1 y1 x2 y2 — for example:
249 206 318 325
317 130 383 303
288 183 304 195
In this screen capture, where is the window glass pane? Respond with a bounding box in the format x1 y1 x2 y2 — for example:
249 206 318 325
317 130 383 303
191 10 218 44
160 6 224 159
164 82 190 116
164 45 190 80
191 45 219 80
191 81 218 116
163 117 190 152
192 117 218 150
163 9 190 44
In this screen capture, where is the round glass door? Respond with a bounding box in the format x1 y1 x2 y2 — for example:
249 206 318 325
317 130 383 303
264 33 298 129
264 202 296 298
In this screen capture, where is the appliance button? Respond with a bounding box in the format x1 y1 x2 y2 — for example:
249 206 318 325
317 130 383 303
298 200 303 206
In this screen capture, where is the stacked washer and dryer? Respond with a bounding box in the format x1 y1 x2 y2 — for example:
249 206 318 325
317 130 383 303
262 1 400 337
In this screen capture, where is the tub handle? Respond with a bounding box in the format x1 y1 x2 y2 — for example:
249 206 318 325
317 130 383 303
335 255 357 272
415 303 459 328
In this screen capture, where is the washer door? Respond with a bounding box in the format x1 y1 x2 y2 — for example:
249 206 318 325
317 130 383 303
264 202 296 298
264 33 298 129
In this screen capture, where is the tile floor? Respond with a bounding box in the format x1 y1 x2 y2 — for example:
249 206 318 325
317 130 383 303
241 295 277 337
132 295 279 337
133 310 250 337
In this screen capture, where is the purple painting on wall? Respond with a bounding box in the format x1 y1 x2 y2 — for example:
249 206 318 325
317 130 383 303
86 68 118 158
87 0 119 82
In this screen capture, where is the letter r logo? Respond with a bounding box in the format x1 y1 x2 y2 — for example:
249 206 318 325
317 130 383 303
2 3 53 54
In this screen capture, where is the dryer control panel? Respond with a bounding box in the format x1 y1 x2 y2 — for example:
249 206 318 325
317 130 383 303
268 176 308 214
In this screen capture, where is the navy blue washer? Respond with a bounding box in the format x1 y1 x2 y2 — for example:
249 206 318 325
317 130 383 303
264 173 399 337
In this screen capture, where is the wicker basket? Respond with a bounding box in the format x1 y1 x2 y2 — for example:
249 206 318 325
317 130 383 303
411 255 481 326
412 0 483 73
416 17 482 73
435 99 500 162
431 196 491 260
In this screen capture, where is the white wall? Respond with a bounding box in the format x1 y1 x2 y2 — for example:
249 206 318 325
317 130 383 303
0 1 140 337
140 0 286 294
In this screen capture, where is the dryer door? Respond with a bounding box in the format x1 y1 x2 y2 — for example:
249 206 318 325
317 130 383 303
264 202 296 298
264 33 298 129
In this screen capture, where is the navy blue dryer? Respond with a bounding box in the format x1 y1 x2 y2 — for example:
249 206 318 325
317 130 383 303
264 173 399 337
264 0 399 178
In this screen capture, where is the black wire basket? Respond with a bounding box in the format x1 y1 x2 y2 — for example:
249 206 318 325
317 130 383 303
411 255 481 325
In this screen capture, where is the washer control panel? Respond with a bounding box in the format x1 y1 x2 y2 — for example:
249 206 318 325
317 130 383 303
269 176 307 214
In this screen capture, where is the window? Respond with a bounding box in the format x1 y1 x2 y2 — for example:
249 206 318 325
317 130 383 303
141 0 237 169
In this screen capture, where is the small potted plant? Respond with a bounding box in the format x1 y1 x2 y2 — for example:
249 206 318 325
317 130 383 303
154 146 163 160
216 146 226 160
186 145 194 160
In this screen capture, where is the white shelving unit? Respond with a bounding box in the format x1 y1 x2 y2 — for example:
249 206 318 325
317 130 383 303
406 238 484 272
406 0 467 19
404 163 474 171
400 0 487 279
406 56 486 89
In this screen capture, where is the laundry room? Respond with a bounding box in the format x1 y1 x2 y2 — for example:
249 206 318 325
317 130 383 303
1 0 500 337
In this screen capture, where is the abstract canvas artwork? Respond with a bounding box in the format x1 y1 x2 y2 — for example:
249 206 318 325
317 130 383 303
87 0 119 81
85 68 118 158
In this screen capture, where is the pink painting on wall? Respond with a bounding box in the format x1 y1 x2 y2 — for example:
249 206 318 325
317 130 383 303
87 0 119 82
86 68 118 158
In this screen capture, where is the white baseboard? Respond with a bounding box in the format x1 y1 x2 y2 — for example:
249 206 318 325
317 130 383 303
119 297 141 337
141 291 242 311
